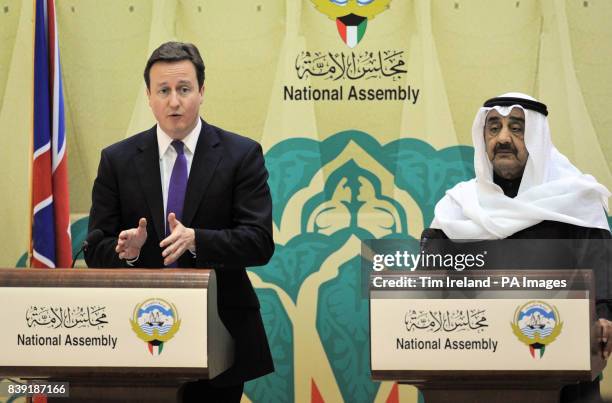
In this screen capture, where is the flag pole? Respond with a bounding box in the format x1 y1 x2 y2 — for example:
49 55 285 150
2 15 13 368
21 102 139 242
27 0 38 268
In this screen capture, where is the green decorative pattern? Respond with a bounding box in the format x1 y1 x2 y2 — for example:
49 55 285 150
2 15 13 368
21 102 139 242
254 233 342 303
316 247 376 402
248 131 474 402
245 289 294 402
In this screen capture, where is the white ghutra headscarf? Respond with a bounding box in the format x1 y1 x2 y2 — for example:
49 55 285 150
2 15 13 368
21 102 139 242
431 92 610 239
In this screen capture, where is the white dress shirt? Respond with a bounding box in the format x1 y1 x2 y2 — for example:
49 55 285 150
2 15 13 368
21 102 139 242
126 119 201 265
157 118 201 230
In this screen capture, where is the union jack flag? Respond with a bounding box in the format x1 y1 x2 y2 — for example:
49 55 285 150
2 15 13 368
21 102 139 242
30 0 71 269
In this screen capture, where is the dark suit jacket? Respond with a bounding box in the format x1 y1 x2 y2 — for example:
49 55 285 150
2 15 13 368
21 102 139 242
84 119 275 385
420 222 612 403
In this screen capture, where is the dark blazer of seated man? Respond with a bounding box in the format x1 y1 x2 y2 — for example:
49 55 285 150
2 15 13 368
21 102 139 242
85 41 274 403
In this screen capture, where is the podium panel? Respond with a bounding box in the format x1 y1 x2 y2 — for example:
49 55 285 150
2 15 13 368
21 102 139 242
371 297 590 371
369 270 606 403
0 268 233 402
0 286 207 368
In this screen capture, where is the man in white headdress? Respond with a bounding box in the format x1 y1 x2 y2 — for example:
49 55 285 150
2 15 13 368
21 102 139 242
422 92 612 402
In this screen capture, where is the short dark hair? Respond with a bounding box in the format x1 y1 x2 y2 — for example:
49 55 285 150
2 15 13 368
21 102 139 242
143 41 205 90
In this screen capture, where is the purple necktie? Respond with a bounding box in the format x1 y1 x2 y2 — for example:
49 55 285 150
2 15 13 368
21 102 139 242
166 141 188 266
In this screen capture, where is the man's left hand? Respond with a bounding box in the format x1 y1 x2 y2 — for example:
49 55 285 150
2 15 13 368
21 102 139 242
597 318 612 360
160 213 196 266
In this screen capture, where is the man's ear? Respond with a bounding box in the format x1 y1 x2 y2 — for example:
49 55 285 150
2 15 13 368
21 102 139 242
146 87 151 106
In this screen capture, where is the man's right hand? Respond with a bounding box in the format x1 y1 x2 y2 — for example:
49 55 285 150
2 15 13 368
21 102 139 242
116 218 148 260
597 318 612 360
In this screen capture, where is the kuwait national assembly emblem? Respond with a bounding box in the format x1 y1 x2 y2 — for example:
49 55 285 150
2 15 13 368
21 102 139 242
130 298 181 355
511 301 563 359
310 0 391 48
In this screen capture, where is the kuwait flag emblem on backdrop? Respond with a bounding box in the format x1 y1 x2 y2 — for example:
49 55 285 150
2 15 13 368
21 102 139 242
336 13 367 48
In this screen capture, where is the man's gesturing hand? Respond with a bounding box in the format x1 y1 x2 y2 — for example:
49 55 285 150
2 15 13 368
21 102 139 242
160 213 196 266
597 318 612 360
116 218 148 260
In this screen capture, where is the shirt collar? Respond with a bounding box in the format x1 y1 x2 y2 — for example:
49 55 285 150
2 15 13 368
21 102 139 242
156 118 202 157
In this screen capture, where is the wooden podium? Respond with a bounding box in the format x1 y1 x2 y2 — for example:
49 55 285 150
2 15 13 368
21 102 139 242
0 268 232 402
370 270 606 403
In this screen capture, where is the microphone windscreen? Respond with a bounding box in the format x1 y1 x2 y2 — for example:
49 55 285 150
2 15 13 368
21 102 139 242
86 229 104 247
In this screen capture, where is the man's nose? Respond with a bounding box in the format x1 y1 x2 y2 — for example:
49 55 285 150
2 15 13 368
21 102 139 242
497 126 512 143
169 91 180 107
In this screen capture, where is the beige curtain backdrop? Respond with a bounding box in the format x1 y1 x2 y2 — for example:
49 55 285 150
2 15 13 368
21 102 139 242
1 1 611 402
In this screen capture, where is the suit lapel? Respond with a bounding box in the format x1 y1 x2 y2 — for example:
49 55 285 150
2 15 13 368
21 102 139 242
134 128 165 242
182 120 222 227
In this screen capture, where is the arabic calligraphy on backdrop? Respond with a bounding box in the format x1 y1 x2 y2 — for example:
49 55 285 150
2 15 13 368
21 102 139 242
295 50 407 81
26 305 108 329
404 309 488 333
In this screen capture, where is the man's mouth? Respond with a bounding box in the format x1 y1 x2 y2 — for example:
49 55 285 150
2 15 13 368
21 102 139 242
494 146 516 156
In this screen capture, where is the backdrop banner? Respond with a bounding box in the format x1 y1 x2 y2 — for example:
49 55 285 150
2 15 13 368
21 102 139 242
1 1 611 402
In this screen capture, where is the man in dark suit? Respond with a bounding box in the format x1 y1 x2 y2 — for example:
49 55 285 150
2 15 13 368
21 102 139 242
85 41 274 402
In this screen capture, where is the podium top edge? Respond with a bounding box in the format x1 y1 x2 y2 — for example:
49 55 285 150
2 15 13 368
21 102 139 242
0 268 213 289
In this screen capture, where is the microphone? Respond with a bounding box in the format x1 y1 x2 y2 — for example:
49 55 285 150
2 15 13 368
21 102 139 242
71 229 104 268
419 228 445 252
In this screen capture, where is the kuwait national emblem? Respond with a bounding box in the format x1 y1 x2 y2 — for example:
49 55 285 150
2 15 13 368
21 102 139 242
310 0 391 48
511 301 563 359
130 298 181 355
